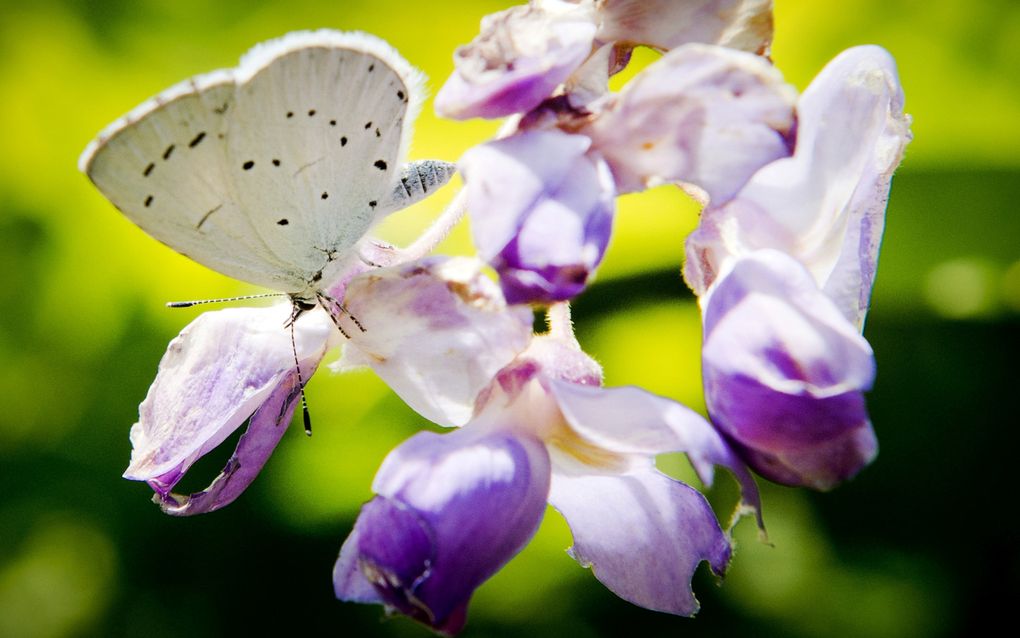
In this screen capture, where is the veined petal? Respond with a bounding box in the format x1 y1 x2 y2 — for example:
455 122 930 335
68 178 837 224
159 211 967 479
335 257 533 426
595 0 774 55
548 379 761 525
124 304 332 504
701 251 877 489
549 466 731 616
335 427 551 634
435 1 597 119
460 130 616 304
685 45 911 325
584 43 796 200
155 370 299 516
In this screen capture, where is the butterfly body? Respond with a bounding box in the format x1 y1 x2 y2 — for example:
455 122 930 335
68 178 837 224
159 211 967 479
81 30 453 304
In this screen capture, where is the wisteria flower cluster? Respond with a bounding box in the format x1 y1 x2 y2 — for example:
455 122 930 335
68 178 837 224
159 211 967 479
117 1 910 634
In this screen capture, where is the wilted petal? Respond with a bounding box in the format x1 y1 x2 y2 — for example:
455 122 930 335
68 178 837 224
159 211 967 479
685 45 911 326
124 304 332 503
596 0 774 55
701 251 877 489
549 466 730 616
336 427 551 634
584 43 796 200
335 257 533 426
435 2 597 119
460 130 616 303
548 379 761 524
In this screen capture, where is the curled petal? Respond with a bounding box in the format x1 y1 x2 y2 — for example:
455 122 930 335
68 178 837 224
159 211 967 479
156 372 299 515
460 130 616 304
685 45 911 327
335 427 551 634
435 2 597 119
596 0 773 54
124 304 332 507
701 251 877 489
549 467 731 616
335 257 533 426
584 43 796 200
548 379 761 526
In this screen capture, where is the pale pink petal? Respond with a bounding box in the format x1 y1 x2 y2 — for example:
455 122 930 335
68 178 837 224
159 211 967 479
335 257 534 426
596 0 774 55
549 466 731 616
685 45 912 328
584 43 796 200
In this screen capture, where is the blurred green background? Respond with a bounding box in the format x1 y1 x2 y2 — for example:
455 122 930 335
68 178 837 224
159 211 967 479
1 0 1017 636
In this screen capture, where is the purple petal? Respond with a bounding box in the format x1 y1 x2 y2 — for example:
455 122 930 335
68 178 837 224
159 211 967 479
156 371 300 515
459 131 616 304
549 467 731 616
547 379 761 526
335 427 551 633
435 4 597 119
596 0 773 54
335 257 533 426
685 46 911 326
701 251 877 489
584 43 796 200
124 304 332 507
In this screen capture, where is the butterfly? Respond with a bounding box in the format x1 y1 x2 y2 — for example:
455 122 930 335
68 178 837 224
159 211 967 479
79 29 454 310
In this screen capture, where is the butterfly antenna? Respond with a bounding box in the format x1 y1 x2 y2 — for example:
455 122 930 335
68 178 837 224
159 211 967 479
316 292 366 337
288 318 313 437
167 293 288 308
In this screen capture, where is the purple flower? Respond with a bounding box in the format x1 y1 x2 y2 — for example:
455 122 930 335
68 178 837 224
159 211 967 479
434 1 598 120
435 0 777 119
124 303 336 515
333 263 760 633
700 250 878 489
458 130 616 304
684 46 911 488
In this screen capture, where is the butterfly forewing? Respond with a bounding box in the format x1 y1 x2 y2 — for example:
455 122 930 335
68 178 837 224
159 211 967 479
80 31 423 296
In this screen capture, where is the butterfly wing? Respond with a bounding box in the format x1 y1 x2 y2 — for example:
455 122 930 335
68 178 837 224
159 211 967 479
80 30 424 296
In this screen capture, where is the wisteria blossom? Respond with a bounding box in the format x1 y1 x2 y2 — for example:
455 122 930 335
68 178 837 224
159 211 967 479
445 0 795 304
685 46 912 488
333 263 760 632
81 0 914 634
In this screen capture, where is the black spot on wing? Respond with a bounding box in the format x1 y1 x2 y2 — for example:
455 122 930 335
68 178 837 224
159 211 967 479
143 162 154 177
308 109 316 117
272 159 281 166
286 111 294 118
144 195 153 207
368 63 375 72
375 128 381 137
189 132 206 148
364 121 372 130
374 160 387 171
321 192 328 200
329 119 336 126
340 136 348 147
242 160 254 170
163 145 175 160
369 200 377 209
277 218 289 226
397 90 405 100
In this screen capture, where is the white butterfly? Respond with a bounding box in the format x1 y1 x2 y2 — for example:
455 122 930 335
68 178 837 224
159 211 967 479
79 30 454 307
